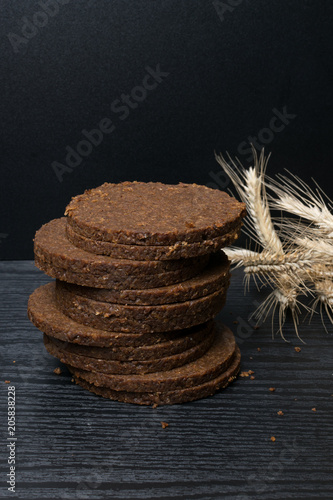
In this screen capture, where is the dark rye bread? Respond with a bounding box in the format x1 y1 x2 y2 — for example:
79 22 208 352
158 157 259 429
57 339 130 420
55 281 228 333
34 219 209 289
71 347 241 405
28 283 213 348
67 323 238 392
65 182 246 246
58 251 230 306
44 328 215 375
35 255 205 290
42 322 213 361
35 217 208 273
66 220 242 260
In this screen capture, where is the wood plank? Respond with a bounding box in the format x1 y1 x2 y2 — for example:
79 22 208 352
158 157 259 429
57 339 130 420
0 261 332 499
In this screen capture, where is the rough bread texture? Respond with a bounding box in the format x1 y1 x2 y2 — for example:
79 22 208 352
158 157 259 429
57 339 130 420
65 182 246 245
67 323 236 392
44 328 215 375
35 218 208 274
28 283 210 347
71 347 241 405
35 254 207 290
55 282 228 333
29 180 244 405
66 220 242 260
41 322 213 361
57 251 230 305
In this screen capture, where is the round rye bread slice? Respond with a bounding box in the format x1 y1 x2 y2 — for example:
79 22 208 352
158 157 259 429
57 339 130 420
55 281 228 333
42 322 214 361
67 323 239 393
66 219 242 260
71 347 241 405
57 251 230 306
65 182 246 248
27 283 213 348
43 328 215 375
34 218 209 289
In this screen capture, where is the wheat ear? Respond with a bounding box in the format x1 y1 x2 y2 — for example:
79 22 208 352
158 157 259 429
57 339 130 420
215 147 283 253
267 171 333 237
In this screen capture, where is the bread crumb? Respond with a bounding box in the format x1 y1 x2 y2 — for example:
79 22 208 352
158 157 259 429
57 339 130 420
269 387 276 392
270 436 276 442
71 378 74 383
240 370 255 377
233 320 238 324
152 403 158 409
312 407 317 412
250 375 255 380
4 380 10 384
294 346 301 352
249 356 253 360
257 347 261 352
53 367 62 375
277 410 284 416
161 421 169 429
13 361 16 363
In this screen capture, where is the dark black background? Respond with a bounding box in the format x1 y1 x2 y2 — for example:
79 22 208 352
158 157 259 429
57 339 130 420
1 0 332 260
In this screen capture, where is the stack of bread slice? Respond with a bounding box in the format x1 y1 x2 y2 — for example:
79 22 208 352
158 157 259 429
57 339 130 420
28 182 246 405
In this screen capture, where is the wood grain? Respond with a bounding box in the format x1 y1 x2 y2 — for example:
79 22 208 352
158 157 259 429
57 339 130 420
0 261 332 499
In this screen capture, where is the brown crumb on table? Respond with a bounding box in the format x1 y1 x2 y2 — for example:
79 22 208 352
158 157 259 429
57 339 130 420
294 347 301 352
277 410 284 416
312 407 317 412
13 361 16 363
270 436 276 442
239 370 254 377
71 378 74 383
161 421 169 429
269 387 276 392
240 370 255 377
257 347 261 352
250 375 255 380
152 403 158 409
4 380 10 384
233 320 238 324
53 367 62 375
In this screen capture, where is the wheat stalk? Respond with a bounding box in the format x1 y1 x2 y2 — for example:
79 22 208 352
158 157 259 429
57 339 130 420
215 147 283 253
224 246 317 292
310 279 333 331
216 148 333 338
267 171 333 237
251 273 311 341
293 237 333 257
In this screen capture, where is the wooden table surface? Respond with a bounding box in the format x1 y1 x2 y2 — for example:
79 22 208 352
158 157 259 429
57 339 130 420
1 261 332 500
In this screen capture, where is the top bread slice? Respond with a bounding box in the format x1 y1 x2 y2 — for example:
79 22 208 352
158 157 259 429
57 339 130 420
65 182 246 248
